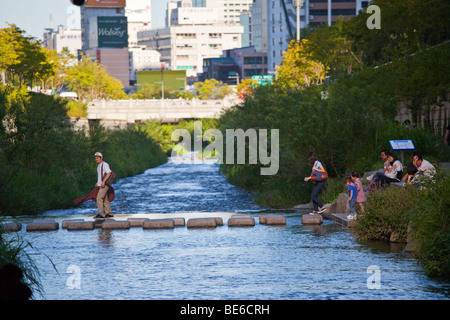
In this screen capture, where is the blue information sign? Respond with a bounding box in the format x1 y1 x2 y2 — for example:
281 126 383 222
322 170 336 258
389 140 415 151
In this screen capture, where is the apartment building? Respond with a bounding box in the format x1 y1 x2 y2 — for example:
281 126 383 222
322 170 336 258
138 1 243 78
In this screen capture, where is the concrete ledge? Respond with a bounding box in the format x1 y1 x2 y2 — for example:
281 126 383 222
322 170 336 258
1 222 22 232
228 217 255 227
66 221 95 231
259 215 286 225
26 219 59 231
127 218 150 227
187 218 217 228
301 215 323 225
143 219 175 229
173 217 185 226
62 219 84 229
102 220 130 230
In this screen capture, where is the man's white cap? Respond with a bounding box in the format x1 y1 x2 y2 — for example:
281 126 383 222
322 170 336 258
94 152 103 158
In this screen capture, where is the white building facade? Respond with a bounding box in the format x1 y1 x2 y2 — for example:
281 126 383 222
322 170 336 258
126 0 152 46
43 26 82 56
139 1 243 78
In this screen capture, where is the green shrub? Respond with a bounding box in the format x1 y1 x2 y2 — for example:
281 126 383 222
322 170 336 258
410 173 450 278
354 186 420 241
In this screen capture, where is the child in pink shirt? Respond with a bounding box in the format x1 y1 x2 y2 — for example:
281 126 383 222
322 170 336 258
351 171 365 213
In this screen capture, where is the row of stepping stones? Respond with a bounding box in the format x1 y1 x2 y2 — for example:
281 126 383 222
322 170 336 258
1 214 324 232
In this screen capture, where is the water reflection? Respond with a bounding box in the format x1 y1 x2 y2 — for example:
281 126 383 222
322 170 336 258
97 229 113 248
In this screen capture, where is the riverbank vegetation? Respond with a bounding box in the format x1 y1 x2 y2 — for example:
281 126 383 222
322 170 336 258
218 0 449 277
0 86 167 216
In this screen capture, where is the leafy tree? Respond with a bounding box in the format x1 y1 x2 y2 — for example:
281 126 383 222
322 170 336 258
65 54 127 101
194 78 233 99
276 39 327 89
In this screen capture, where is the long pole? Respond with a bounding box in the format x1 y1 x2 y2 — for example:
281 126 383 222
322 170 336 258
296 4 300 41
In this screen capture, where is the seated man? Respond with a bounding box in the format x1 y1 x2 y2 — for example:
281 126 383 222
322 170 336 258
413 152 436 179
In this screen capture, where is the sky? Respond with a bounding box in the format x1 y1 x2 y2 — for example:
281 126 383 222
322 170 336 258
0 0 170 40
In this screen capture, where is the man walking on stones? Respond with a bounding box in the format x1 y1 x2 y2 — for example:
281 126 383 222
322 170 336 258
94 152 114 218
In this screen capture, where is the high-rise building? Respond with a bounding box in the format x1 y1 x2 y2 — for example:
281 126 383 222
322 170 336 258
126 0 152 46
139 0 243 79
80 0 130 86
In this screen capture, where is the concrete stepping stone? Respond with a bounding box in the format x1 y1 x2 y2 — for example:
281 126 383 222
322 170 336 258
26 219 59 232
62 219 84 229
187 218 217 228
228 216 255 227
143 219 175 229
301 214 323 225
1 222 22 232
259 214 286 225
66 221 95 231
127 218 150 227
173 217 185 226
102 220 130 230
93 218 115 228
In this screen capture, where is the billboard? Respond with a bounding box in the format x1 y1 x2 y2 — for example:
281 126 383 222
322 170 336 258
85 0 126 8
96 16 128 48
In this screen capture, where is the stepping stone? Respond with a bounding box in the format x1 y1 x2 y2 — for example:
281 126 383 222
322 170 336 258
301 215 323 225
259 215 286 225
228 217 255 227
231 214 251 218
26 219 59 232
127 218 150 227
173 217 185 226
102 220 130 230
93 218 115 228
187 218 217 228
1 222 22 232
62 219 84 229
66 221 94 231
143 219 175 229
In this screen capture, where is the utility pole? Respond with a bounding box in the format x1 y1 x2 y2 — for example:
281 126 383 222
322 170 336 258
293 0 304 42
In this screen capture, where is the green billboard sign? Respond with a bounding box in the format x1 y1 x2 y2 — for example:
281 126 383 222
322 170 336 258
97 16 128 48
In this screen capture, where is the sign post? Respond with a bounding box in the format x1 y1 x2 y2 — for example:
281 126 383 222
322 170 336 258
389 140 415 165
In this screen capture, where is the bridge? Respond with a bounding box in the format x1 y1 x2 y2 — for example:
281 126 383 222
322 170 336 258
71 97 240 130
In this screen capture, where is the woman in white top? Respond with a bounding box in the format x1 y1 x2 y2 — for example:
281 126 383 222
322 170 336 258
381 152 403 184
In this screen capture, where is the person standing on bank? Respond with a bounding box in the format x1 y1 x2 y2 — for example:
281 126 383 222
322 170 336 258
304 153 327 215
94 152 114 219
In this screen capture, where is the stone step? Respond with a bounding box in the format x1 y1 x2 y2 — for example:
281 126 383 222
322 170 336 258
187 218 218 228
301 214 323 225
1 222 22 232
26 219 59 232
66 221 95 231
102 220 130 230
259 214 286 225
143 219 175 229
228 217 255 227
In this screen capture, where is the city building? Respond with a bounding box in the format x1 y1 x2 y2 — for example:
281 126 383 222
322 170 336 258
138 0 243 79
126 0 152 46
267 0 370 72
86 48 130 87
43 26 82 56
129 46 161 84
222 46 268 80
80 0 130 86
201 57 240 84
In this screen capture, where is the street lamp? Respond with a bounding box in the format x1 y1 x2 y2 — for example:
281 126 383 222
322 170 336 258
293 0 304 42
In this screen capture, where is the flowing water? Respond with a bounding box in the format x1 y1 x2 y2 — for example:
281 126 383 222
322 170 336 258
3 158 449 300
